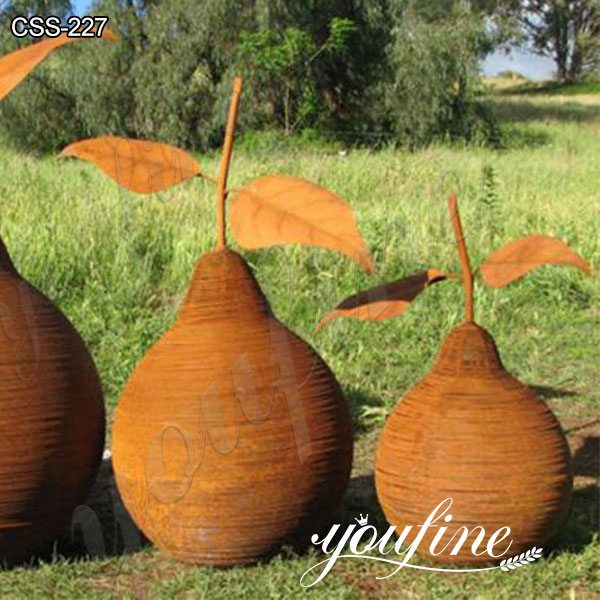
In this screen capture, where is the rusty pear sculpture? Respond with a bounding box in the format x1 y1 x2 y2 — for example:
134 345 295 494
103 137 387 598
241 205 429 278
0 31 114 562
318 195 591 564
62 78 373 565
0 236 105 562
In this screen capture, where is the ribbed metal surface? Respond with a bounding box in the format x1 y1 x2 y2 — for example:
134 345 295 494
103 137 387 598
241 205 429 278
375 322 572 564
112 249 353 566
0 237 105 562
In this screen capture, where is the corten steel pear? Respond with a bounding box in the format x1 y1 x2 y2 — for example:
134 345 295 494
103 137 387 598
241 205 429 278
318 195 591 564
0 237 105 562
0 30 115 562
61 77 373 565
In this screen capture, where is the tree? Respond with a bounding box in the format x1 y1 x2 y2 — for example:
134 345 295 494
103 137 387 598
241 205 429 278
236 18 356 135
500 1 600 82
0 0 500 152
375 1 496 148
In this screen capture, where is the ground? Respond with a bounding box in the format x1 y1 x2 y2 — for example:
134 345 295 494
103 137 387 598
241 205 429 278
0 80 597 598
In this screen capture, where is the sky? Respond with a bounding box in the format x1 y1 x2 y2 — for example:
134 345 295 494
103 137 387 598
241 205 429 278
482 48 555 81
70 0 556 82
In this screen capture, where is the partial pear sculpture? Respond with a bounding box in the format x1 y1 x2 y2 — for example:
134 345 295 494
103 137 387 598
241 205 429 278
0 29 115 562
318 195 591 564
0 237 105 561
62 77 373 565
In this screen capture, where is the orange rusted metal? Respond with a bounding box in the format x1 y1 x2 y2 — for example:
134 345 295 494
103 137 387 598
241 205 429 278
60 137 202 194
318 194 589 564
108 78 355 566
375 197 577 564
0 236 105 562
112 249 353 565
216 76 243 249
375 320 572 563
230 174 375 274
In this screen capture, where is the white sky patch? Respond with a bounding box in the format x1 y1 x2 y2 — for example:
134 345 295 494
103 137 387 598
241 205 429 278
483 48 555 81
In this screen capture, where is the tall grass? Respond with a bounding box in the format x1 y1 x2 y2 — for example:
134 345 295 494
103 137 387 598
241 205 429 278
0 93 597 598
0 111 597 423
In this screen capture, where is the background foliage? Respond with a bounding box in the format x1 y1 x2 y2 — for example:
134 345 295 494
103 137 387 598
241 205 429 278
0 0 498 152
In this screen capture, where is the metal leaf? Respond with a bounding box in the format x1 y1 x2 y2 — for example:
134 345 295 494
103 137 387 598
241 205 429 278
315 269 446 330
230 175 374 274
0 29 117 101
480 235 591 288
60 136 201 194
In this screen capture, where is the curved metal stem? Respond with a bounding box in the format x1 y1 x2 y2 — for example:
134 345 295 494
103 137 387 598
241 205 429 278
216 77 243 249
447 195 474 322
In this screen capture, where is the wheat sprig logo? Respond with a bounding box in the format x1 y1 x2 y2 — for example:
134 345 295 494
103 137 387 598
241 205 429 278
500 547 543 571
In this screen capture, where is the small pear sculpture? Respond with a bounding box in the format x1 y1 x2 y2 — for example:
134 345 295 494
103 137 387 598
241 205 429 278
318 195 591 564
61 78 373 565
0 30 115 561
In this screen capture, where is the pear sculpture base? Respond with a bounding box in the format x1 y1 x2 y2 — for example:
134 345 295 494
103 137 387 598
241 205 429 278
0 238 105 562
112 249 353 566
375 322 572 564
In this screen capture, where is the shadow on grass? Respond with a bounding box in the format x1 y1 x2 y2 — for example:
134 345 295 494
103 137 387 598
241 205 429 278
549 435 599 555
529 384 579 401
495 80 600 97
62 457 150 560
497 126 552 150
0 458 149 571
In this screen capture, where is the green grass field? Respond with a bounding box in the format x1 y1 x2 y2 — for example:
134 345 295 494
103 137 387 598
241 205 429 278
0 87 598 598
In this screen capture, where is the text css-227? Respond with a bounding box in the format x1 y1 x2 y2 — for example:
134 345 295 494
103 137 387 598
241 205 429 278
11 16 109 39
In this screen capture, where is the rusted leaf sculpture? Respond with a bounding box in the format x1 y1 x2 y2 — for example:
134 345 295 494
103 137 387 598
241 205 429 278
0 29 117 101
64 77 372 566
230 175 375 273
480 234 591 287
316 269 445 329
0 35 112 561
318 195 591 565
60 137 201 194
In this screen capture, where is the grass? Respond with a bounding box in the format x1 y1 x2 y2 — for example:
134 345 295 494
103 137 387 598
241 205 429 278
0 89 598 598
495 79 600 97
483 74 600 97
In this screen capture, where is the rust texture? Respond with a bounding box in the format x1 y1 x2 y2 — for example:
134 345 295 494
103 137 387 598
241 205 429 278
229 174 375 274
0 236 105 562
374 196 574 564
59 137 201 194
112 249 353 566
375 321 572 563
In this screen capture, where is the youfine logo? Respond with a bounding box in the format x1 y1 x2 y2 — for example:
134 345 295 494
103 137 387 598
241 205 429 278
300 498 543 587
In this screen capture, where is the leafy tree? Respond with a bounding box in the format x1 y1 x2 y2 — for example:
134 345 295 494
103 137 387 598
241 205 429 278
375 1 496 148
236 18 356 134
496 1 600 82
128 0 252 148
0 0 500 152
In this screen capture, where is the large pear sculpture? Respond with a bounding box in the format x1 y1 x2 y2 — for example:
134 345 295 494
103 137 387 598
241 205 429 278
61 78 373 565
318 195 591 564
0 237 105 561
0 30 115 561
